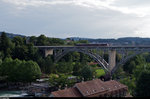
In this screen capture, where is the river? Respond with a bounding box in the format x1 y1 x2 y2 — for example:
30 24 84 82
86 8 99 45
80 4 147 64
0 90 29 97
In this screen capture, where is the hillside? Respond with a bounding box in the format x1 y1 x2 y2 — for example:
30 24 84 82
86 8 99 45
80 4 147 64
70 37 150 45
1 32 150 45
0 32 25 38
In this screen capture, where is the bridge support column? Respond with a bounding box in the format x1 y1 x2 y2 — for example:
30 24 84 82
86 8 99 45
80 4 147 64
45 49 54 57
108 50 116 72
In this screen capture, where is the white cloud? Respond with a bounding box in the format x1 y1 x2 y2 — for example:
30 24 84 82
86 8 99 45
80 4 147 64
2 0 150 17
133 16 150 37
0 0 150 38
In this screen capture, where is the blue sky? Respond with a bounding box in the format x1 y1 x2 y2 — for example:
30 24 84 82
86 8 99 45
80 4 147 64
0 0 150 39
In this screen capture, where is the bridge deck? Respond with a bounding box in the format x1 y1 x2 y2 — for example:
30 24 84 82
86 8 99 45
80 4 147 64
35 46 150 50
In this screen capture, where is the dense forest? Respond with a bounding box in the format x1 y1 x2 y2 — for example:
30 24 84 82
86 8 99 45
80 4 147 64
0 32 150 97
0 32 97 87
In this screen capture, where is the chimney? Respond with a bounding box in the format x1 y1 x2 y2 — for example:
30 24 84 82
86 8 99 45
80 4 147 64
82 78 84 82
93 76 95 80
65 84 67 89
58 85 61 90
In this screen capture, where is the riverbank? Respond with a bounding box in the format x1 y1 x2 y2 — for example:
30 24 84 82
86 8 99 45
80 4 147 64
0 80 52 97
0 90 28 97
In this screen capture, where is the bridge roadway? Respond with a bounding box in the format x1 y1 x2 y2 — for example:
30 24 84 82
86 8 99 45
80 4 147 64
35 45 150 51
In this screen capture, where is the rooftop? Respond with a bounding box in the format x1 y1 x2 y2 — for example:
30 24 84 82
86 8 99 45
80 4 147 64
50 79 128 97
74 79 108 96
51 87 82 97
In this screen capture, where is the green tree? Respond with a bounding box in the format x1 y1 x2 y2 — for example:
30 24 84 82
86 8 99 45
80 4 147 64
0 51 4 59
0 57 13 77
12 36 24 46
123 55 145 73
60 53 73 62
80 65 93 81
43 56 55 74
0 58 41 82
29 36 37 45
19 60 41 82
8 59 22 82
49 74 59 87
0 32 14 58
12 45 28 60
72 62 84 76
135 70 150 97
49 73 73 89
36 34 48 46
48 38 64 45
56 62 74 74
26 43 39 61
134 55 146 65
120 76 136 95
80 53 92 63
128 61 136 74
133 63 150 80
72 52 80 62
49 74 76 89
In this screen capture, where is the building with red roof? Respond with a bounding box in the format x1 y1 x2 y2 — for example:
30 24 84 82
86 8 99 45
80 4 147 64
50 79 129 97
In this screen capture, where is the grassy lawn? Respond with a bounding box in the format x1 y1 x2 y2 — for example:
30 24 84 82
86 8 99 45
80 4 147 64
95 69 105 78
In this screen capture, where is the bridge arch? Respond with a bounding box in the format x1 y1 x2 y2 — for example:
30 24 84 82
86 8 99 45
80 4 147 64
111 51 149 75
54 48 109 72
36 46 150 76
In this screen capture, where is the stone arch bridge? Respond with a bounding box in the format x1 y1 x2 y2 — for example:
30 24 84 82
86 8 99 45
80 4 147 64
35 45 150 75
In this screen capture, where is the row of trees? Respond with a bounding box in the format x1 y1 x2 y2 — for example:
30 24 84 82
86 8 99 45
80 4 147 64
29 35 65 46
0 57 41 82
0 32 40 61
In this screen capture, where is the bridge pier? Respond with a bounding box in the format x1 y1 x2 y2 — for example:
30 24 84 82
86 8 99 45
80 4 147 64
108 50 116 72
45 49 54 57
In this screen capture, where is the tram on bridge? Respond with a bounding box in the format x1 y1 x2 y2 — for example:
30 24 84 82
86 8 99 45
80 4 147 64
75 43 109 46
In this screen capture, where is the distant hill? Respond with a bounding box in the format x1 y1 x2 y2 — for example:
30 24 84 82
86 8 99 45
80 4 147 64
0 32 26 38
69 37 150 45
69 37 90 41
1 32 150 45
